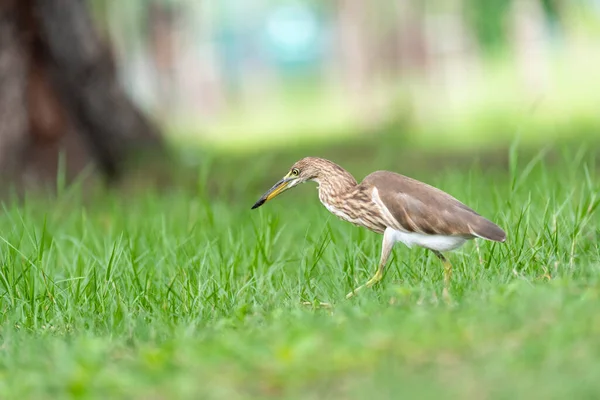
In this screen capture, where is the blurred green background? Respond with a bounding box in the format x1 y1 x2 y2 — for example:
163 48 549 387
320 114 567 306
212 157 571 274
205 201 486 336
91 0 600 154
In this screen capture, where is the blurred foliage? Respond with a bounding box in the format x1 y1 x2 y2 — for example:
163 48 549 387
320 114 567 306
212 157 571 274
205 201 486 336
465 0 513 53
86 0 600 154
88 0 562 56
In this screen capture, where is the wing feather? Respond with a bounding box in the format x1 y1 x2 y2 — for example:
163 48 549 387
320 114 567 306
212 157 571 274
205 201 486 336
362 171 506 242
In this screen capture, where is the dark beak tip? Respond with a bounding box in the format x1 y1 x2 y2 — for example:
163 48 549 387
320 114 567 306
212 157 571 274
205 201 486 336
252 177 290 210
251 199 265 210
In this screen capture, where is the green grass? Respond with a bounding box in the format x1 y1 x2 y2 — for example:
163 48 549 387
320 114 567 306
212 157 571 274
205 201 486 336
0 144 599 399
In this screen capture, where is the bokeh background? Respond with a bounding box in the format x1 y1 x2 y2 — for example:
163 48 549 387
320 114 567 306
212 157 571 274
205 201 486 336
92 0 600 154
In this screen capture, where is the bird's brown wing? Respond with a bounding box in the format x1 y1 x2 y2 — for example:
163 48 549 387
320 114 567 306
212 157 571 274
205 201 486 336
362 171 506 241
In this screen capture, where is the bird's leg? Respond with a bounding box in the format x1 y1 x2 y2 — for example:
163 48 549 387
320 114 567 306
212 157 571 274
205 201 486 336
432 250 452 286
346 228 395 299
432 250 452 303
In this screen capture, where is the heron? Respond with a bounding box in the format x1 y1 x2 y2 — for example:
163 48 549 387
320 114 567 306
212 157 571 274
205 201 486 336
251 157 506 299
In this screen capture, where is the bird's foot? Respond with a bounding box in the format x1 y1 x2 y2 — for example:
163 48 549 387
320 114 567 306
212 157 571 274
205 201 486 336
346 270 384 299
301 300 333 309
345 285 364 299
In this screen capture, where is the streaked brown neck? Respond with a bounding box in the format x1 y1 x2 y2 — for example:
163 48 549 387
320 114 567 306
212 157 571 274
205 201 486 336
313 161 358 206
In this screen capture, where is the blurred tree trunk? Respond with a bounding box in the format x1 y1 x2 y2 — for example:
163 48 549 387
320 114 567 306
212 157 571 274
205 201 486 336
394 0 427 75
148 1 177 119
511 0 549 96
0 0 163 190
336 0 380 129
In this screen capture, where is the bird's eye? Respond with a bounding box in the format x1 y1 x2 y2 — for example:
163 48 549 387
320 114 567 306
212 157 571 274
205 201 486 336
291 168 299 176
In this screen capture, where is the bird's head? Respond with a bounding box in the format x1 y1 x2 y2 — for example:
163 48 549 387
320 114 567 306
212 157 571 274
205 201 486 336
251 157 322 209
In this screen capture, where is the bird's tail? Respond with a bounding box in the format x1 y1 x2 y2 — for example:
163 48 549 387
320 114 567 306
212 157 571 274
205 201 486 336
472 218 506 242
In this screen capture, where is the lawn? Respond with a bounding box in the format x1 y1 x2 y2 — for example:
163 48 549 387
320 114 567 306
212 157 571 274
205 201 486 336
0 141 598 399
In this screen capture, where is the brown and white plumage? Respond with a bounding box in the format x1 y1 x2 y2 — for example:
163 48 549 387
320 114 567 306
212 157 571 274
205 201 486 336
252 157 506 298
359 171 506 241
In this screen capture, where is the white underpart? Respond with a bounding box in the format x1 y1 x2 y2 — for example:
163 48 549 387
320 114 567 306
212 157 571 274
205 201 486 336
386 228 466 252
371 187 468 253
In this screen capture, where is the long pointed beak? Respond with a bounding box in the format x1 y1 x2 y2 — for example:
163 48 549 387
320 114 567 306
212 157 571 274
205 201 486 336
251 178 294 209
